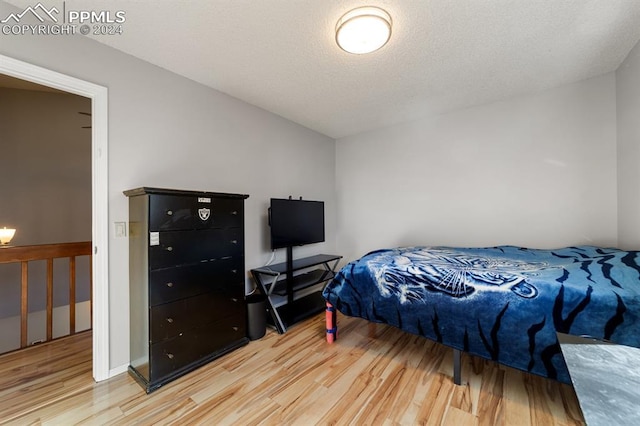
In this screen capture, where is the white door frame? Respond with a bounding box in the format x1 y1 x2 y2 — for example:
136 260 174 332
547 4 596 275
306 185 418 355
0 54 110 381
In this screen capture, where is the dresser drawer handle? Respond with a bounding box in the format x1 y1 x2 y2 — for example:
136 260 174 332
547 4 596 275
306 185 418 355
231 211 238 215
166 318 174 323
166 210 173 216
232 326 239 332
166 282 174 288
231 269 237 274
231 298 238 303
166 246 173 252
230 240 238 244
166 353 174 360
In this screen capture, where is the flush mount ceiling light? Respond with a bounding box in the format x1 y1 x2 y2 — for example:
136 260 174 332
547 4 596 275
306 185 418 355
336 6 392 54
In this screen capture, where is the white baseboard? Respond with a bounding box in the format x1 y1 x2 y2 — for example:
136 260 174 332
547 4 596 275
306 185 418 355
109 364 129 378
0 301 91 354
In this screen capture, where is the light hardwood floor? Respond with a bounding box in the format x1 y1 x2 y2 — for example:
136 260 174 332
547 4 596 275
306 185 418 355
0 313 585 425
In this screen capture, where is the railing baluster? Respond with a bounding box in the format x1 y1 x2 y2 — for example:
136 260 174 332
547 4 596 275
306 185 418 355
20 261 28 349
0 242 92 351
69 256 76 335
46 259 53 341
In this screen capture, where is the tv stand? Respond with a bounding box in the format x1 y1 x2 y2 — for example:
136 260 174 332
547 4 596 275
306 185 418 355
251 253 342 333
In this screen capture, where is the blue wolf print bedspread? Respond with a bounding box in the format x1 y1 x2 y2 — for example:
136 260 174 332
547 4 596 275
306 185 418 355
322 246 640 383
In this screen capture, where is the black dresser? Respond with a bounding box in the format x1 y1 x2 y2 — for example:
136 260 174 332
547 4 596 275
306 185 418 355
124 187 249 393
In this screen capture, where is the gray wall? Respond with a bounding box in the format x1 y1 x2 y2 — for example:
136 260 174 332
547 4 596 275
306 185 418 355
335 74 618 262
0 1 336 370
0 87 91 245
616 39 640 249
0 87 92 318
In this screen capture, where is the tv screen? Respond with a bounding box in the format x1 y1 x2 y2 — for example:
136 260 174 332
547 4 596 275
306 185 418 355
269 198 325 249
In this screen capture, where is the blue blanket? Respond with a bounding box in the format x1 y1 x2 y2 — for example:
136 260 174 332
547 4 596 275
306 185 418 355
322 246 640 383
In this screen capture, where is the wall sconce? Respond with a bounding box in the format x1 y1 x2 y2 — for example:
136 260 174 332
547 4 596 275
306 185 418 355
0 227 16 246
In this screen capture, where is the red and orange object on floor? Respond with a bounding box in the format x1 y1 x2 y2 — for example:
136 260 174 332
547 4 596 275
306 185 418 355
326 302 337 343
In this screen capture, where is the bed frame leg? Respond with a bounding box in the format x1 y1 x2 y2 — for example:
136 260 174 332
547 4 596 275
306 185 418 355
326 302 337 343
453 349 461 385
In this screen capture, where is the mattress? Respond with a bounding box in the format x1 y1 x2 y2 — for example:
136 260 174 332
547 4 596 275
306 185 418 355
322 246 640 383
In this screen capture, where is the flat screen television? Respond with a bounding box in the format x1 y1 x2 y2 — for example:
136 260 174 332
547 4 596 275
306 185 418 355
269 198 325 250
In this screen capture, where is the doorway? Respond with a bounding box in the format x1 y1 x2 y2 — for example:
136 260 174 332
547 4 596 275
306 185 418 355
0 54 109 381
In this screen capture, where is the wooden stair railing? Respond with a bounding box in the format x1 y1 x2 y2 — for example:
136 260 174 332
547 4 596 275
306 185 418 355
0 242 92 349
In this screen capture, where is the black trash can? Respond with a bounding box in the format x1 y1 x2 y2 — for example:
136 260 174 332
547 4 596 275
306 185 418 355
246 293 267 340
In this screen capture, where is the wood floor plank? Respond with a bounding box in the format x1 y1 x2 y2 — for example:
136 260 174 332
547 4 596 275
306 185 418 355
443 405 479 426
316 370 382 424
0 314 585 425
503 367 533 426
477 367 505 426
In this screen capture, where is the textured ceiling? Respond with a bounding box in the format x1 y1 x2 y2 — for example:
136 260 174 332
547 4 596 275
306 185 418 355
5 0 640 139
